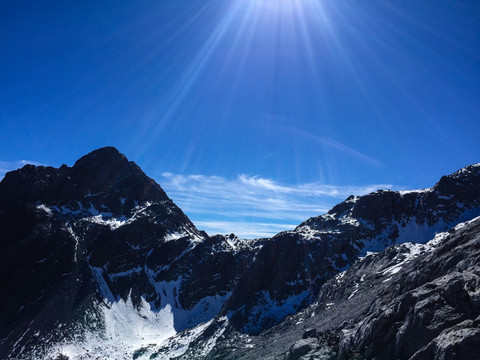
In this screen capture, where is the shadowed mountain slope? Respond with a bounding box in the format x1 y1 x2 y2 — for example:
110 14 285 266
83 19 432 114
0 148 479 359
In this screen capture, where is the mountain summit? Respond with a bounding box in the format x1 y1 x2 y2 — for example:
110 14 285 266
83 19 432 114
1 147 170 212
1 149 479 359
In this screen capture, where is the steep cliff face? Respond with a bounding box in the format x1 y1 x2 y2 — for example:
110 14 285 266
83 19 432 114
221 164 480 332
0 148 479 359
0 148 271 360
205 216 480 360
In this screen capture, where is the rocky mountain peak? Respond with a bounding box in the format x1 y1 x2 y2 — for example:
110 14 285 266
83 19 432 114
70 146 130 182
434 162 480 195
69 146 168 209
1 154 480 360
0 147 170 217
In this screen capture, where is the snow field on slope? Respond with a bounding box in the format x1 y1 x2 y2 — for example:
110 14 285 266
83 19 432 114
47 272 232 359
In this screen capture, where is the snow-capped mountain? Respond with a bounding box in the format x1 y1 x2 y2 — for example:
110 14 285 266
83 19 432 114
1 147 479 359
0 148 259 359
202 215 480 360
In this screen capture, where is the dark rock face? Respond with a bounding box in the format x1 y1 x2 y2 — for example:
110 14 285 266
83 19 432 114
288 338 318 360
0 148 260 359
1 149 479 360
1 147 168 211
332 218 480 360
220 165 480 332
204 217 480 360
410 318 480 360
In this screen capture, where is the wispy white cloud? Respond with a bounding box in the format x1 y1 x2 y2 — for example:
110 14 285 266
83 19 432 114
0 161 395 239
256 115 383 167
157 172 394 238
194 220 296 239
0 160 43 179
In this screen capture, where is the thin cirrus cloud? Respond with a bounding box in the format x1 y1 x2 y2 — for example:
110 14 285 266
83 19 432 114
157 172 394 238
0 162 394 238
256 115 383 167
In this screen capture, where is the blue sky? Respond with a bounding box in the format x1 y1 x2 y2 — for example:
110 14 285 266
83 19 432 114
1 0 479 238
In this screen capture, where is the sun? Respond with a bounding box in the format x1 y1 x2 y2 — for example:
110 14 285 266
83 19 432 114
136 0 333 154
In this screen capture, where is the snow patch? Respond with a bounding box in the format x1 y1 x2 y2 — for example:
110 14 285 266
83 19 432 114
108 267 143 280
36 204 52 215
48 269 232 359
48 294 177 360
325 302 334 309
348 286 359 300
82 214 128 230
398 188 432 196
195 317 228 357
247 290 309 331
339 216 360 227
64 225 80 262
164 232 186 241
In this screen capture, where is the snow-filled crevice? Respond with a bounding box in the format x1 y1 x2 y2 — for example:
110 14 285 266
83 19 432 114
47 267 232 360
